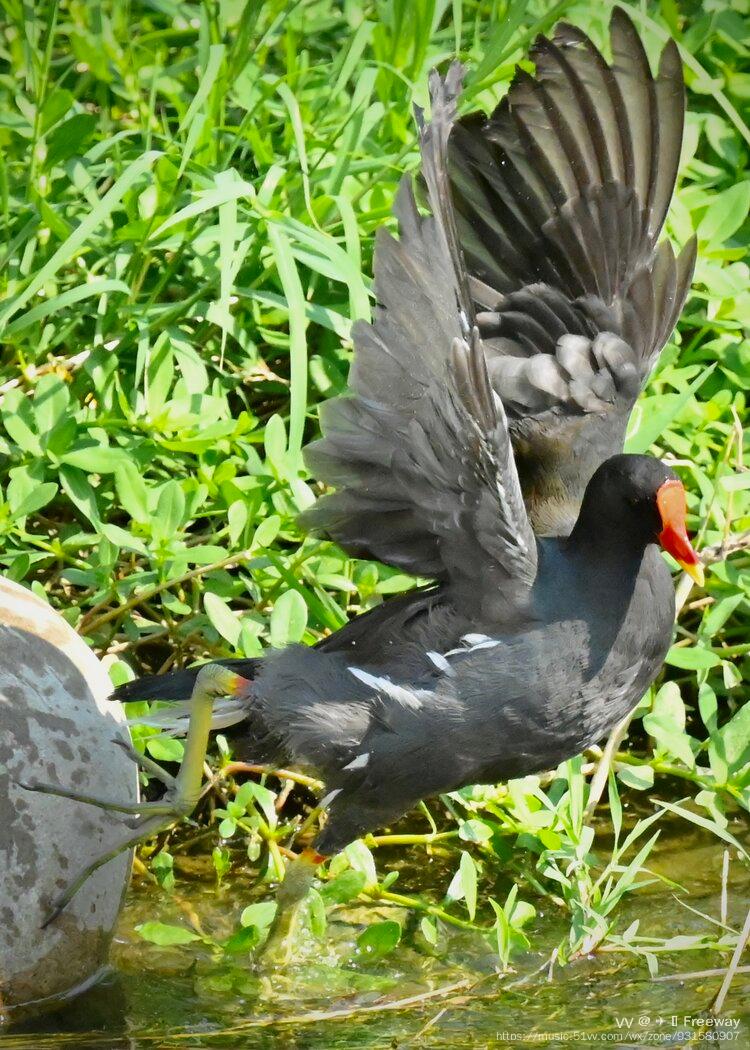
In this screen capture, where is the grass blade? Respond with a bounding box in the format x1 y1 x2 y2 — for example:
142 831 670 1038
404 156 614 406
0 150 161 332
267 223 309 464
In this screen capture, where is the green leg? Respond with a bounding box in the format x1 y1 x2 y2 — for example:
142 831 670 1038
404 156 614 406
262 848 326 965
18 664 249 926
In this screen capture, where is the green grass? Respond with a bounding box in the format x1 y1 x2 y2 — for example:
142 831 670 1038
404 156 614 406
1 0 749 972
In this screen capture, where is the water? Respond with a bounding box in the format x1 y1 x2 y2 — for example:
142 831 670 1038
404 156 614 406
2 825 748 1049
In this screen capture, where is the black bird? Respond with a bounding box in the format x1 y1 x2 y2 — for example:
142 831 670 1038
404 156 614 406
119 8 697 708
31 10 703 916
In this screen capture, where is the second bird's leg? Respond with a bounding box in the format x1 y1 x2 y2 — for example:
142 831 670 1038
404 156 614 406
19 735 180 815
20 664 249 926
262 848 327 964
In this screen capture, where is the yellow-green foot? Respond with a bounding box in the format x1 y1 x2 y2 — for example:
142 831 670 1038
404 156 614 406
20 663 250 925
261 848 325 965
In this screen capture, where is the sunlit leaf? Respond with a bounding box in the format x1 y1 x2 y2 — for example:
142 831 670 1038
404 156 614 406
135 922 201 946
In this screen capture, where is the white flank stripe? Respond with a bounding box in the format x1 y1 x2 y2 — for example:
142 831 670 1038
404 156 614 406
348 666 422 710
426 650 452 673
343 752 370 771
319 788 342 809
348 666 387 690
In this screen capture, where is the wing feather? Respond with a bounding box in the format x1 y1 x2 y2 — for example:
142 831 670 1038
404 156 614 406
303 176 537 606
304 10 694 571
445 9 695 532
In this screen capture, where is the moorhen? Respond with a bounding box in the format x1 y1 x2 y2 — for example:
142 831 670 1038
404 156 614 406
29 10 704 919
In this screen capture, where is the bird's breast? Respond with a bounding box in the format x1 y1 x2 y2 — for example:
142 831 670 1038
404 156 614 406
567 547 675 749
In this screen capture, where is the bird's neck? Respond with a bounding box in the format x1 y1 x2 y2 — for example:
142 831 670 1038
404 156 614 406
560 511 656 611
566 495 654 566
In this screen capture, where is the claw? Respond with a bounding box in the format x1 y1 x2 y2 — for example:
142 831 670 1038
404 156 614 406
27 662 241 922
16 778 177 817
40 811 168 928
41 900 66 930
31 662 231 921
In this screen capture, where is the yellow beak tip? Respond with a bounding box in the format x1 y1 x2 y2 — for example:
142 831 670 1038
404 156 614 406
680 560 705 587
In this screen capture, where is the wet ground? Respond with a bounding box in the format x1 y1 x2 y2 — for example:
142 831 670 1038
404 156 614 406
2 826 749 1049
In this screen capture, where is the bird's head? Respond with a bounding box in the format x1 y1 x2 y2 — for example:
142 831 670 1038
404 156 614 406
574 454 704 585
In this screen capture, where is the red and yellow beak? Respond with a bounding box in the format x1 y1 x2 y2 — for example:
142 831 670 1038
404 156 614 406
656 479 704 587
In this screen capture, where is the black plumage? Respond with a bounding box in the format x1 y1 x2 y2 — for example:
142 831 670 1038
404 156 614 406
234 454 680 854
117 12 700 858
442 10 696 534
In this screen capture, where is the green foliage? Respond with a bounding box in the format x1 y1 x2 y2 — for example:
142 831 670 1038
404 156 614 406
135 920 203 947
239 900 278 937
1 0 749 976
150 848 176 892
356 919 402 959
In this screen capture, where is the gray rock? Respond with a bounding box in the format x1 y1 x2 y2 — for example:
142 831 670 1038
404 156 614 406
0 577 138 1022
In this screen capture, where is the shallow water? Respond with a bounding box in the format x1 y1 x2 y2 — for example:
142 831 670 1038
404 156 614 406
2 825 749 1049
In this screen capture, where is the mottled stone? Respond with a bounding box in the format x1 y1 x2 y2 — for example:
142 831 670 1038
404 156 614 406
0 578 137 1023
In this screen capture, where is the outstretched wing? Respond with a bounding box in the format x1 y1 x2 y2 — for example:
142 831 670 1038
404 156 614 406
447 9 696 533
302 172 537 612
